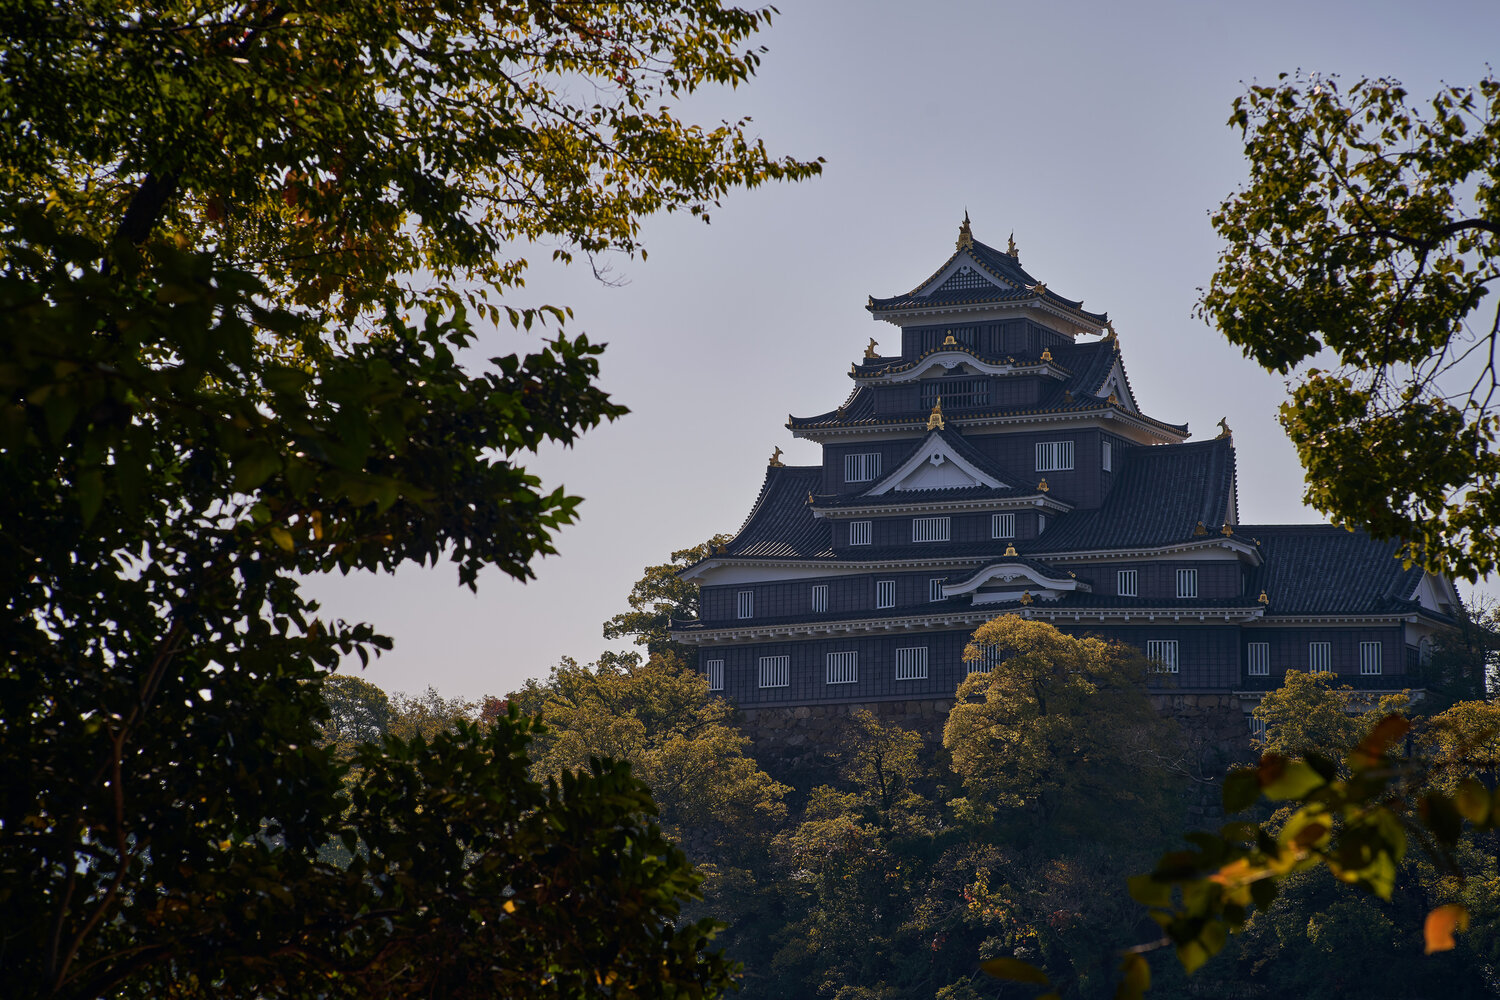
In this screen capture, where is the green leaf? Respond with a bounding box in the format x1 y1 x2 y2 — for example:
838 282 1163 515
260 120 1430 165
979 958 1050 985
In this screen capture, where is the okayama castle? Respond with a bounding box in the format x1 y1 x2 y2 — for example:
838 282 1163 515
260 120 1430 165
670 218 1459 719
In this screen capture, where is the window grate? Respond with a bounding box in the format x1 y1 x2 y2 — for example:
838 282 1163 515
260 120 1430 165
845 453 881 483
849 520 872 546
1176 568 1198 599
1117 569 1138 597
1247 642 1269 676
736 590 753 619
826 651 858 685
912 516 950 542
811 584 828 613
757 655 789 689
929 578 946 602
1147 640 1179 673
1360 641 1382 676
1309 642 1331 673
1035 440 1075 472
875 579 895 609
895 646 929 680
706 659 724 692
968 644 1001 675
992 512 1016 539
1102 439 1113 472
921 379 989 409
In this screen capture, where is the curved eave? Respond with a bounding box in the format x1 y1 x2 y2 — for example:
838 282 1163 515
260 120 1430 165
788 403 1190 444
852 349 1071 383
810 493 1072 518
867 294 1108 335
1032 537 1266 567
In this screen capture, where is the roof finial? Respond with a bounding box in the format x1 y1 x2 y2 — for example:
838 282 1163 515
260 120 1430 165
1019 591 1034 605
1103 319 1116 340
1029 281 1048 297
864 337 879 359
1004 543 1018 557
1216 417 1232 440
1007 231 1019 260
1107 392 1118 406
1221 523 1235 536
956 211 974 250
1194 520 1208 536
1040 348 1053 362
768 446 784 467
942 331 957 346
1258 590 1270 605
927 397 945 431
1037 478 1049 493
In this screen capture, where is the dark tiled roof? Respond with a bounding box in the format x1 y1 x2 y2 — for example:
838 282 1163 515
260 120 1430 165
721 465 833 559
867 237 1108 325
1239 525 1426 616
812 484 1037 509
1031 438 1238 552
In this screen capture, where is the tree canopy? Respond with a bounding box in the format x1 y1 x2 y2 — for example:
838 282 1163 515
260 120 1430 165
1199 73 1500 578
0 3 817 997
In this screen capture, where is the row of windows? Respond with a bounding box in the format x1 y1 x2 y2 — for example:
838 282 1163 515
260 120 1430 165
739 577 957 619
1245 641 1383 675
706 648 968 690
844 512 1037 545
1116 568 1195 599
841 438 1119 486
708 639 1389 689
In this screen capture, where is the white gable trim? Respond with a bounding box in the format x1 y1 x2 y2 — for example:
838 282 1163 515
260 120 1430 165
943 561 1089 604
1095 357 1138 413
866 432 1006 495
868 352 1065 385
1409 571 1461 614
913 253 1013 298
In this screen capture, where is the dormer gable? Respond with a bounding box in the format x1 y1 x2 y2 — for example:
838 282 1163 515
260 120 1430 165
918 255 1015 298
1093 354 1139 413
866 431 1007 495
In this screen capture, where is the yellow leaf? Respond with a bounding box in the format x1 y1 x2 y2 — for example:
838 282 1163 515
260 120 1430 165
1424 904 1469 954
269 525 295 552
503 899 517 913
979 957 1050 985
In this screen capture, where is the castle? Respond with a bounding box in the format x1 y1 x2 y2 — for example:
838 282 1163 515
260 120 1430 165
671 219 1457 738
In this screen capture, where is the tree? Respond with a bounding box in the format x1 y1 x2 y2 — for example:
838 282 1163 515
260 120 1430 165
1199 73 1500 579
1253 670 1410 768
945 616 1182 838
604 535 732 656
319 674 393 756
0 3 817 997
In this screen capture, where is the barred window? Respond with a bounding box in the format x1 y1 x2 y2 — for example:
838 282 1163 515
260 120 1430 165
811 584 828 613
849 520 872 546
1309 642 1331 673
1147 639 1179 673
912 516 950 542
895 646 929 681
992 512 1016 539
875 579 895 609
1248 715 1267 739
706 659 724 692
1035 440 1075 472
921 379 989 409
929 578 946 602
1176 568 1198 599
1117 569 1138 597
845 453 881 483
1247 642 1270 676
968 644 1002 675
1360 641 1382 676
826 651 858 685
757 655 789 689
1038 513 1047 534
736 590 753 619
1102 439 1113 472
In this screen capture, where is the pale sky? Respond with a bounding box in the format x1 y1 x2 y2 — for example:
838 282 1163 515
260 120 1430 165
301 0 1500 701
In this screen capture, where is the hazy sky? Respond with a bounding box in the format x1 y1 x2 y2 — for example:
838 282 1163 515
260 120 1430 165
301 0 1500 700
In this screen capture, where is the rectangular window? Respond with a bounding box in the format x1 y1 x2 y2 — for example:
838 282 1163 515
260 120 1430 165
1309 641 1331 673
912 516 951 542
826 651 858 685
992 512 1016 539
1035 440 1075 472
968 644 1002 675
811 584 828 613
1247 715 1266 739
921 379 989 409
929 578 946 602
736 590 753 619
844 453 881 483
875 579 895 609
849 520 872 546
1118 569 1138 597
1176 568 1198 599
757 655 789 689
1247 642 1270 676
706 659 724 692
1038 513 1047 534
895 646 929 680
1102 439 1113 472
1360 641 1382 676
1147 639 1179 674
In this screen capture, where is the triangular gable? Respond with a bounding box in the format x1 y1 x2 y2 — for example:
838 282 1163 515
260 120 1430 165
866 432 1007 495
1409 571 1461 614
1094 356 1139 413
914 253 1013 298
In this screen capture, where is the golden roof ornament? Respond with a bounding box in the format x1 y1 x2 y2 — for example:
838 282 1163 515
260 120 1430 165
864 338 879 360
1103 319 1116 340
956 211 974 250
768 446 784 467
1004 543 1018 557
1007 232 1019 260
1040 348 1053 362
1258 590 1270 605
1194 521 1208 536
1216 417 1232 440
1063 390 1073 402
1030 282 1048 296
806 491 814 504
1019 591 1034 605
1221 523 1235 536
927 397 945 431
942 331 957 346
1107 393 1119 406
1037 478 1049 493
